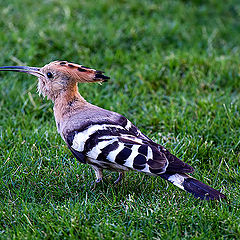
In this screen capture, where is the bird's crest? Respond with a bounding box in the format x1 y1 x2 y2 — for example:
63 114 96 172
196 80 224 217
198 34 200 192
47 61 110 83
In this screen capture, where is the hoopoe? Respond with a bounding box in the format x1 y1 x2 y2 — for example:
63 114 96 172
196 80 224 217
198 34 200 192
0 61 226 200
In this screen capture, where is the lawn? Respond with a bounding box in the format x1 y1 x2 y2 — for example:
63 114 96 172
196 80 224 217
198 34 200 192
0 0 239 239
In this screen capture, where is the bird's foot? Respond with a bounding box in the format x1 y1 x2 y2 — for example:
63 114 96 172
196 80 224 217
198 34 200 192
95 177 103 183
91 177 103 185
114 172 124 185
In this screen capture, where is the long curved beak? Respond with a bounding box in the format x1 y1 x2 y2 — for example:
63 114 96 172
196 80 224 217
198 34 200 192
0 66 44 78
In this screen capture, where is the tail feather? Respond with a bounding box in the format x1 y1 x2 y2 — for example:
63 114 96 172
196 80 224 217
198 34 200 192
160 173 226 200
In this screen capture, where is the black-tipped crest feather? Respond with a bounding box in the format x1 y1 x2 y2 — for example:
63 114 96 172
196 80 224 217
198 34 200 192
94 73 110 82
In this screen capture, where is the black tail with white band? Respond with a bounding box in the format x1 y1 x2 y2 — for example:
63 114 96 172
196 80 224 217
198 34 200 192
160 172 226 200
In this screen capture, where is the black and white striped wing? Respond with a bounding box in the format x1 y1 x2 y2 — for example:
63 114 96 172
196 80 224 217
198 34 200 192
65 122 169 175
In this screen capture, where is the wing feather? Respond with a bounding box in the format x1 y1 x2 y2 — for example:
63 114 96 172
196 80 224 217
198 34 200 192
64 115 194 174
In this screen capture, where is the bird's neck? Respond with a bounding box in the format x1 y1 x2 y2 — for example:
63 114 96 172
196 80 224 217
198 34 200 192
53 84 88 124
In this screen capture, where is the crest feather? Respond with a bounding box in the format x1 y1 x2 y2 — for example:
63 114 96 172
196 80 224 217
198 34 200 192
49 61 110 82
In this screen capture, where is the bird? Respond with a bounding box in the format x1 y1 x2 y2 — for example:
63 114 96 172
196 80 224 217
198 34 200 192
0 60 226 200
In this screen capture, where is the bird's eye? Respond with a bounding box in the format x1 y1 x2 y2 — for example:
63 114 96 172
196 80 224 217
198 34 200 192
47 72 53 78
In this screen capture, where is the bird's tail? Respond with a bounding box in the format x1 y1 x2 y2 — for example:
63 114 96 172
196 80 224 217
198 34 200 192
160 172 226 200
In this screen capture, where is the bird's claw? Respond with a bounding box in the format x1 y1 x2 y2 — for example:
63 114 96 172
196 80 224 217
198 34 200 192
91 177 103 186
114 172 124 185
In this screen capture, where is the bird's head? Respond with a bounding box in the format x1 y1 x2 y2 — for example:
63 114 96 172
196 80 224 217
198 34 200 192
0 61 109 101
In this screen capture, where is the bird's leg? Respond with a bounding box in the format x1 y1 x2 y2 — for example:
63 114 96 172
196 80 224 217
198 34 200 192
114 172 124 185
90 165 103 184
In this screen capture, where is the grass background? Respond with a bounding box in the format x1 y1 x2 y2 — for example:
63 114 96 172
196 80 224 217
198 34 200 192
0 0 239 239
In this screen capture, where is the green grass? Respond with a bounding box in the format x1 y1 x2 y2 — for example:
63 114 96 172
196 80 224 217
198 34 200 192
0 0 239 239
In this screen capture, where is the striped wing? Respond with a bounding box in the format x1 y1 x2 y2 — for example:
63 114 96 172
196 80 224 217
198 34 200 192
87 135 169 174
65 117 194 175
65 121 170 175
